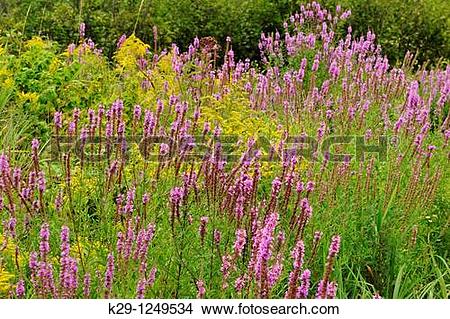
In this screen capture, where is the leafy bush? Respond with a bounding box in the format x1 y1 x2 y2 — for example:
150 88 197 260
1 0 448 64
342 0 450 65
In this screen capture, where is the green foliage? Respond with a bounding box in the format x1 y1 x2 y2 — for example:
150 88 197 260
1 0 448 64
341 0 450 65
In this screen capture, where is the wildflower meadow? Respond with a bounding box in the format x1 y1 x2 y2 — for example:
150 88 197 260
0 2 449 300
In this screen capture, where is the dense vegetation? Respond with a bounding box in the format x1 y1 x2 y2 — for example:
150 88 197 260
0 0 449 64
0 2 449 299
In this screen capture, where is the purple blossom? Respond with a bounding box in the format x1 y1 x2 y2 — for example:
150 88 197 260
169 187 184 206
328 235 341 258
268 255 283 287
306 181 315 192
255 212 278 278
117 34 126 48
148 267 157 287
220 254 232 289
291 240 305 269
37 171 46 193
54 111 63 129
233 229 247 257
136 278 147 299
55 192 63 213
199 216 209 245
213 229 221 245
60 226 70 257
234 275 246 293
79 23 85 38
196 280 206 298
104 253 115 298
142 193 150 205
83 273 91 298
296 269 311 298
160 143 169 156
16 279 25 298
39 223 50 260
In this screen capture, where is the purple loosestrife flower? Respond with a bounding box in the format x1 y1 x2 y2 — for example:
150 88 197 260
68 121 76 136
0 154 10 176
220 254 232 289
299 198 313 227
133 105 142 122
143 110 155 137
169 187 184 222
123 223 135 260
148 267 157 287
268 254 283 288
213 125 222 138
137 58 147 71
7 217 16 239
79 23 85 38
413 133 424 149
134 224 155 262
105 121 113 139
365 129 373 141
37 171 46 193
88 109 96 130
203 122 210 136
80 127 88 145
296 181 305 193
117 34 126 48
83 273 91 298
306 181 315 193
291 240 305 269
235 195 245 221
328 235 341 259
68 43 75 55
271 177 282 195
426 145 437 158
116 194 123 214
37 261 56 297
285 240 305 298
199 216 209 245
317 235 341 299
234 275 246 293
326 281 337 299
32 139 40 162
268 177 282 212
142 193 150 205
196 280 206 299
55 191 63 213
136 278 147 299
160 143 169 156
255 212 279 279
313 231 323 245
39 223 50 260
54 111 63 129
233 229 247 257
156 99 164 114
394 117 405 133
60 226 70 257
16 279 25 298
317 122 326 141
104 253 115 298
66 258 78 297
116 231 124 256
296 269 311 298
124 187 136 215
28 251 39 292
213 229 221 245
